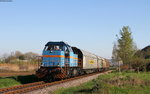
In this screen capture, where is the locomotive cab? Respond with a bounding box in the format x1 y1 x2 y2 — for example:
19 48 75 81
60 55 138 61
42 43 65 67
41 41 78 67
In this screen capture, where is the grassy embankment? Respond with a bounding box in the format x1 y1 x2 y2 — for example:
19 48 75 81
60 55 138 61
0 75 40 88
54 72 150 94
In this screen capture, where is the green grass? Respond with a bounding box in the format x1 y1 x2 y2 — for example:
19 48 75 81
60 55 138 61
0 77 21 88
0 75 40 88
53 72 150 94
53 81 95 94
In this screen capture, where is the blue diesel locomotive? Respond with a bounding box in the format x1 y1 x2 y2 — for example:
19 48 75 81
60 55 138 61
36 41 109 80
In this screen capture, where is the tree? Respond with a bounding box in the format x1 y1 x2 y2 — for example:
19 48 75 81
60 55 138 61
112 42 120 63
112 42 123 72
24 52 39 60
15 51 22 58
116 26 137 68
133 45 150 71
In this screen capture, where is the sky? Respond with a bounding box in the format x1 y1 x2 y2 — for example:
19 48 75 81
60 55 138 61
0 0 150 59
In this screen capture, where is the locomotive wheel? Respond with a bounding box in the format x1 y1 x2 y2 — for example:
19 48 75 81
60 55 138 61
72 69 78 76
44 73 55 82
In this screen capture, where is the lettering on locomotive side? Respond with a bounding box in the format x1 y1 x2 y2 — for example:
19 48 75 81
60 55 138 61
89 60 94 64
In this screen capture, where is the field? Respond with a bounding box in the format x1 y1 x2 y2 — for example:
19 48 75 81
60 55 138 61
54 72 150 94
0 63 38 72
0 63 39 88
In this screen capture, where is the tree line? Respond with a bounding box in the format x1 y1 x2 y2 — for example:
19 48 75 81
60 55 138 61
0 51 40 64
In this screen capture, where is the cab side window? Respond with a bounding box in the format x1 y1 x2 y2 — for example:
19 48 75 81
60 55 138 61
65 47 69 54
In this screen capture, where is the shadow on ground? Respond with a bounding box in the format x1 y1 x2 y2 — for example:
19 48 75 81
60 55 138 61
5 75 42 84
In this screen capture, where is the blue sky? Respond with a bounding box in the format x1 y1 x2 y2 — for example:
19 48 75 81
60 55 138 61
0 0 150 58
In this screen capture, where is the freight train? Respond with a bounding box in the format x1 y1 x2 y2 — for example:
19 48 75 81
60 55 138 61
36 41 110 80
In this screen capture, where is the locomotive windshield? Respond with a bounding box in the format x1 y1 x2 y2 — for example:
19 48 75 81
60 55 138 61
44 45 63 51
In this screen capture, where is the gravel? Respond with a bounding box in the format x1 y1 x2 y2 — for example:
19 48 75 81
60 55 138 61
25 71 111 94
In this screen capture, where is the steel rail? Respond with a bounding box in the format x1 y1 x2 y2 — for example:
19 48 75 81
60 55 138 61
0 81 45 94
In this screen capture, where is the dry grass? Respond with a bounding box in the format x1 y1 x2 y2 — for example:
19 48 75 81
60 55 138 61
103 75 145 87
0 64 38 72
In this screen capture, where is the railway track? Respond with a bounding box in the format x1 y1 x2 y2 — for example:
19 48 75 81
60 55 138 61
0 70 111 94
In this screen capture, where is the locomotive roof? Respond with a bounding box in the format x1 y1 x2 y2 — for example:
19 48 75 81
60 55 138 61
45 41 70 46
